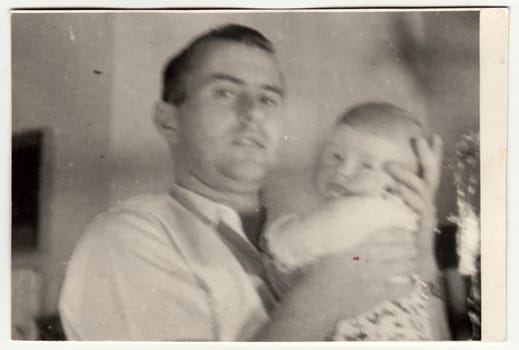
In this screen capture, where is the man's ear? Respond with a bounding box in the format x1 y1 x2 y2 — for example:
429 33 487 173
154 100 179 143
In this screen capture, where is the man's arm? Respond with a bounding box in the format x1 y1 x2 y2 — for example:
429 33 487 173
254 229 418 341
263 196 417 271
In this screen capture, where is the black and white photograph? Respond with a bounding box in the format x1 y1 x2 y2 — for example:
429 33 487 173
7 8 507 343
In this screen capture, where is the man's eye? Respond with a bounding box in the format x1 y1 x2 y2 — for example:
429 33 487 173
361 160 375 170
259 94 279 107
214 88 236 99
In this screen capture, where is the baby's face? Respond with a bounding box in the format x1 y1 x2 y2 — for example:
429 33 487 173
315 125 419 200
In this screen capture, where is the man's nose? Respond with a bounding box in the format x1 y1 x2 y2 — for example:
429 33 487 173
236 93 264 124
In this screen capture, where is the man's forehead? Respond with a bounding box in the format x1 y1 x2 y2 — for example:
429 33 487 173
190 40 284 90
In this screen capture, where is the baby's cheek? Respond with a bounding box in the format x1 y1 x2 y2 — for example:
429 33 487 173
350 171 395 194
316 170 337 192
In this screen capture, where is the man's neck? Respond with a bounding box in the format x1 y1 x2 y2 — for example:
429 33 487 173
183 183 261 213
176 177 266 247
210 190 266 249
176 168 263 209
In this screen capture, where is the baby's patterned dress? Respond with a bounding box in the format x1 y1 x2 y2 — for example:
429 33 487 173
332 276 432 341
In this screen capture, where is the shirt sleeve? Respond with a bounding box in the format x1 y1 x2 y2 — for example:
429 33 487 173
260 214 304 272
259 214 307 298
262 196 419 271
58 208 215 341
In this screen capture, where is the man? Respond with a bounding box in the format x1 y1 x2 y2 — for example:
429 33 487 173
59 24 443 341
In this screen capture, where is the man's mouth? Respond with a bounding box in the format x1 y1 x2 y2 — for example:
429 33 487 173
233 134 265 149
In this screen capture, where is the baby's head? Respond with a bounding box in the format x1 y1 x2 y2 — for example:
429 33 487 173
315 102 424 200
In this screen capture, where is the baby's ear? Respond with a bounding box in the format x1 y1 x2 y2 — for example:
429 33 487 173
153 100 179 143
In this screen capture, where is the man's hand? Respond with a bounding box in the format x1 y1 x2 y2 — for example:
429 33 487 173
308 227 419 318
386 135 443 279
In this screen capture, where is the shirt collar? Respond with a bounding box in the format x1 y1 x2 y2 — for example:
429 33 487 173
172 183 246 240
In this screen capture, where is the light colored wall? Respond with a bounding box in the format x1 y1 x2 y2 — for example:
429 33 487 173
12 13 114 314
419 12 480 222
12 11 478 314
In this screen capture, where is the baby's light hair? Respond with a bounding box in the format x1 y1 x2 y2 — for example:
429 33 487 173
337 102 424 140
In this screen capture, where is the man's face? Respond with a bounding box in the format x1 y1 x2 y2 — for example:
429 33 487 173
174 41 285 194
315 124 419 200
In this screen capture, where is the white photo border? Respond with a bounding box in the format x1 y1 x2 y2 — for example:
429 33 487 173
1 1 515 349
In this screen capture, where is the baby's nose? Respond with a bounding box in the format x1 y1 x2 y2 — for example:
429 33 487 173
350 170 396 194
337 157 359 179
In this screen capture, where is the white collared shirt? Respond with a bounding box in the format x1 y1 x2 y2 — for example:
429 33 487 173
173 184 246 240
59 187 273 340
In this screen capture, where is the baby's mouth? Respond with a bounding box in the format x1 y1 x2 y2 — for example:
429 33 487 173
326 183 354 197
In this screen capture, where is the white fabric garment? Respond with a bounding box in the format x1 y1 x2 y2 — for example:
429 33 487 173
59 186 272 340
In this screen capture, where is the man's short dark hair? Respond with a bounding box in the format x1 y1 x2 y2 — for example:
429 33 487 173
162 24 276 105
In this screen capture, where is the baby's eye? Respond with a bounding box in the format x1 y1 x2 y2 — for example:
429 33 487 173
331 152 343 162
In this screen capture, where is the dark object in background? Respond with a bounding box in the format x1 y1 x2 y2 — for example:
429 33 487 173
435 223 459 269
12 129 44 251
435 224 473 340
36 314 66 340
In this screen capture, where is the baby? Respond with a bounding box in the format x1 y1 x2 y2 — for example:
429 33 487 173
261 102 439 341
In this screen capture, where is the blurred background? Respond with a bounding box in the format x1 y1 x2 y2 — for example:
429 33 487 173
11 10 479 340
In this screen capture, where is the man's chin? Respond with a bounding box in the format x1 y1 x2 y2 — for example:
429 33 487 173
221 163 269 191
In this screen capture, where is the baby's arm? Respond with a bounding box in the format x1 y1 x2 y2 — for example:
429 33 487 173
262 195 418 273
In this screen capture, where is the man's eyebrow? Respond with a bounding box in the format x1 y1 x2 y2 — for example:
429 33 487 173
262 84 284 98
205 73 284 97
204 73 245 85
